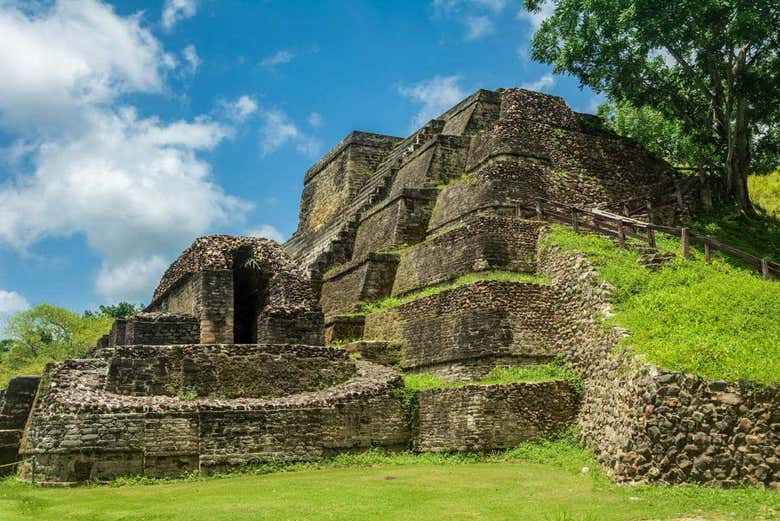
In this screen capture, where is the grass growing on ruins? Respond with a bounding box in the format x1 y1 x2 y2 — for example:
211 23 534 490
357 271 550 314
403 362 583 393
546 226 780 384
1 436 777 521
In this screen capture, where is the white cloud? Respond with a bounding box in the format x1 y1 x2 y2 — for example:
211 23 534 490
308 112 323 128
0 290 29 317
0 1 251 302
162 0 197 30
96 256 169 302
0 0 172 132
517 1 555 30
521 73 556 92
182 44 200 73
261 50 295 68
220 95 259 122
465 16 494 39
0 108 244 261
259 109 321 158
246 225 285 243
398 75 465 129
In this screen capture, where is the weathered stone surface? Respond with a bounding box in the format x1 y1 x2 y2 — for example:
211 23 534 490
364 280 559 380
416 381 579 451
538 240 780 487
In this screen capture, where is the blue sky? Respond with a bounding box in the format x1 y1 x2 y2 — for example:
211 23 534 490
0 0 602 322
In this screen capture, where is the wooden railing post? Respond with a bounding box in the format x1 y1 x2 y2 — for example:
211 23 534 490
646 225 656 249
535 199 543 219
704 240 712 264
681 228 691 258
762 259 770 280
571 209 579 232
617 221 626 247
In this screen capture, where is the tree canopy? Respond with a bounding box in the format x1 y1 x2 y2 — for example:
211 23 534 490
525 0 780 215
0 304 113 385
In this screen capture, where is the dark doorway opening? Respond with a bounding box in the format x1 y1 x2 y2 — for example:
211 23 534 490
233 247 269 344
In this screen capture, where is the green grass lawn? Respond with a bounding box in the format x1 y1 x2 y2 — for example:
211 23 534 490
1 442 777 521
545 226 780 384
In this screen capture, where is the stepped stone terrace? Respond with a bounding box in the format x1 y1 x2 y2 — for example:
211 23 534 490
1 88 776 488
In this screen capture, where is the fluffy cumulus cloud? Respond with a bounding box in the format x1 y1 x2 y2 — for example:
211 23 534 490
0 1 250 302
398 75 465 129
162 0 197 30
246 225 285 243
96 256 170 302
0 290 30 322
0 0 173 132
259 109 321 158
521 73 556 92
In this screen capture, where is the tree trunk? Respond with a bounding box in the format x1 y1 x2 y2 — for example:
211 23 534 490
726 97 756 217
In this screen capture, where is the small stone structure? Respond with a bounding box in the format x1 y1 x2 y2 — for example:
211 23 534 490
4 88 776 488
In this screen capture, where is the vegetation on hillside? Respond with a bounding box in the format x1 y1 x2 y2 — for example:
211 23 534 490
749 170 780 219
546 226 780 384
0 303 139 388
403 362 583 393
1 435 776 520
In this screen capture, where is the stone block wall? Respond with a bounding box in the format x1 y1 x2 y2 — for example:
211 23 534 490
123 313 200 346
363 280 559 380
538 241 780 488
388 135 469 198
324 315 365 345
256 310 324 345
351 189 439 260
416 381 579 451
296 132 402 235
0 376 40 475
392 216 543 296
320 253 399 317
105 344 354 399
439 89 501 136
19 357 410 485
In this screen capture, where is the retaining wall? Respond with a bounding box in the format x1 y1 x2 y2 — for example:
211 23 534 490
363 280 559 380
539 241 780 488
416 381 579 451
392 216 543 296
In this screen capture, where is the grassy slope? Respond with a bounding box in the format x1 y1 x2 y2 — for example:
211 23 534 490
1 440 777 521
403 363 583 392
546 226 780 384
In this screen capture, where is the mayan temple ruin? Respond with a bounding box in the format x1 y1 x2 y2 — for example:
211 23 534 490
1 88 777 488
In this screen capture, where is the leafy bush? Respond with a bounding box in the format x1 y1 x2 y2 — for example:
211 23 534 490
748 170 780 218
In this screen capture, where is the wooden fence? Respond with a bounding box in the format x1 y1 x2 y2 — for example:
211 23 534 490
516 198 779 281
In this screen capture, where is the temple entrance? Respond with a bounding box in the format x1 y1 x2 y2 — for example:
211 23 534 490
232 248 269 343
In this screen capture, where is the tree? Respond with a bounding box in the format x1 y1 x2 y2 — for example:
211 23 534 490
2 304 113 368
83 301 144 319
525 0 780 216
597 99 718 168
